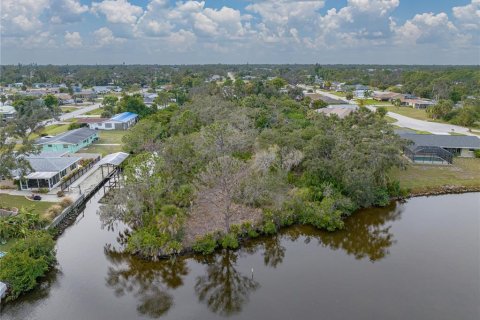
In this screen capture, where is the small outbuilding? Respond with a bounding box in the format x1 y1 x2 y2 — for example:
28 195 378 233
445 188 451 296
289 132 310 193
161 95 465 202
88 112 138 130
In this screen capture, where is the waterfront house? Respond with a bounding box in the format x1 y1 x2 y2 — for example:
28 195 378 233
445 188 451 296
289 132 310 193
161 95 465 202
36 128 98 153
17 155 82 190
0 105 16 121
88 112 138 130
400 133 480 164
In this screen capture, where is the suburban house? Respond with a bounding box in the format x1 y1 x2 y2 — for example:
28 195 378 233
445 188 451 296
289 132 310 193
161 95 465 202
87 112 138 130
0 105 16 121
17 155 82 190
93 86 122 94
400 133 480 164
372 91 403 101
36 128 98 153
400 96 435 109
316 104 359 119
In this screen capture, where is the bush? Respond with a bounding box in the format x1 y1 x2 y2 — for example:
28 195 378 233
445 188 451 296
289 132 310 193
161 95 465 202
36 188 49 194
59 197 73 208
56 190 65 197
475 150 480 158
68 122 87 130
192 233 217 255
0 231 56 301
220 233 239 249
262 221 277 235
45 205 63 220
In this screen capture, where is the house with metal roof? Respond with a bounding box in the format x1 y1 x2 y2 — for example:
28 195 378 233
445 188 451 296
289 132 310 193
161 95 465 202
0 105 16 121
18 156 82 190
36 128 98 153
400 133 480 164
88 112 138 130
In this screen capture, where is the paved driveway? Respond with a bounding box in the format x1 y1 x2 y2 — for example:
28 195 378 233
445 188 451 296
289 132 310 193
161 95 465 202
366 106 476 136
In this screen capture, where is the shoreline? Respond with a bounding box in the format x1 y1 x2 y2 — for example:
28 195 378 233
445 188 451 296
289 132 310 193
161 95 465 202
394 185 480 200
153 187 480 260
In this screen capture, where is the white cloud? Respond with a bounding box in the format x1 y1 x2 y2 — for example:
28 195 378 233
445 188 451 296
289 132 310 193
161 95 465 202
65 31 83 47
452 0 480 30
165 29 196 50
92 0 144 24
93 27 125 46
50 0 89 23
1 0 49 34
392 12 460 46
348 0 399 16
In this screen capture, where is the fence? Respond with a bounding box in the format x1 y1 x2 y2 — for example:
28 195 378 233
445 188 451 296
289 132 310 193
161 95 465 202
60 157 100 191
47 194 85 229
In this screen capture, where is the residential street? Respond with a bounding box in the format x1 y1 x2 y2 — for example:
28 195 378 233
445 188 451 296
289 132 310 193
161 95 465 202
366 106 477 136
41 103 101 127
313 90 476 136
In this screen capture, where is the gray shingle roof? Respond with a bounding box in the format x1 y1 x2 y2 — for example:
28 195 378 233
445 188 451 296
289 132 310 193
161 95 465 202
400 133 480 149
36 128 97 145
27 156 81 173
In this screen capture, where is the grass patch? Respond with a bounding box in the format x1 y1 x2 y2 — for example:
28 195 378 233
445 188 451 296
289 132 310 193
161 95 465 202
0 194 55 220
391 158 480 193
449 132 467 136
80 144 123 156
30 123 71 140
385 116 397 123
0 238 16 252
60 106 77 113
97 130 127 144
85 108 104 116
329 91 346 97
384 106 431 121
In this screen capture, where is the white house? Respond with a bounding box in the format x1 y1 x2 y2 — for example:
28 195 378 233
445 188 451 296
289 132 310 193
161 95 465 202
88 112 139 130
0 105 16 121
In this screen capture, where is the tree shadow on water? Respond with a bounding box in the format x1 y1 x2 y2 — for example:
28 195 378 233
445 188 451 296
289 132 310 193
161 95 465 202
286 201 403 262
193 249 260 317
103 244 188 318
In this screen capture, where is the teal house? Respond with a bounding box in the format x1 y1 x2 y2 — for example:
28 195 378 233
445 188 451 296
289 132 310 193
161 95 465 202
36 128 98 153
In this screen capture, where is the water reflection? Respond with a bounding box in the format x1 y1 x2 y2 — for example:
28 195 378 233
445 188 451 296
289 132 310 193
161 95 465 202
104 245 188 318
100 202 402 318
194 250 260 316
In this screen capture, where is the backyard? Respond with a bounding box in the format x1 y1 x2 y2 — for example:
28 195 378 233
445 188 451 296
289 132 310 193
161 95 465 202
84 107 104 116
391 158 480 193
79 130 126 156
0 194 55 218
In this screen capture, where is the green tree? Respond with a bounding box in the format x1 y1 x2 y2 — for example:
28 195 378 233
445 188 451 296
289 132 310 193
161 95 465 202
345 92 354 100
43 94 60 117
101 95 118 118
426 99 453 120
117 94 152 118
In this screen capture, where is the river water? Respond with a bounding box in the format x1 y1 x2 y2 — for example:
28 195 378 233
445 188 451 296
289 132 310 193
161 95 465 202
2 192 479 319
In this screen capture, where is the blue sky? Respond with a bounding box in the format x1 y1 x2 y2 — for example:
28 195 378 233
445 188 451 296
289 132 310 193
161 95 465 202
1 0 479 64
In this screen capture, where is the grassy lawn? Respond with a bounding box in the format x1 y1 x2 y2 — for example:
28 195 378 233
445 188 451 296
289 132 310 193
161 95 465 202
80 144 123 156
0 238 16 252
0 194 55 219
61 106 77 113
385 116 398 124
97 130 127 144
385 106 431 121
85 108 104 116
329 91 347 97
391 158 480 193
30 123 71 140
